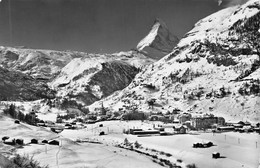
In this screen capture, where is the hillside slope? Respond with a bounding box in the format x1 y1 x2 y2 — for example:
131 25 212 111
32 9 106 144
0 66 56 101
50 50 154 105
0 46 154 105
90 0 260 122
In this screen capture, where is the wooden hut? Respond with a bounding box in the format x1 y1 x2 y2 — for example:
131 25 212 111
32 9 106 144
212 152 220 159
48 140 59 146
31 139 38 144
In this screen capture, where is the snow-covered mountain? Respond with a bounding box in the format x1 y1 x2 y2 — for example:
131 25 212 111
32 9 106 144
137 19 179 59
0 46 154 105
50 50 154 105
90 0 260 123
0 46 76 80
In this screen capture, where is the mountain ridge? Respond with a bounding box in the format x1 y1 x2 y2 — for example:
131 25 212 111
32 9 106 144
89 0 260 123
0 47 155 105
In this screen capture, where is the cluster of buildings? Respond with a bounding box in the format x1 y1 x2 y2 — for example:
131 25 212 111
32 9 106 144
148 112 226 130
218 121 260 133
31 103 259 135
148 111 260 134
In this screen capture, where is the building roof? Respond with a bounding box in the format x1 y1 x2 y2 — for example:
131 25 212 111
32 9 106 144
174 125 187 129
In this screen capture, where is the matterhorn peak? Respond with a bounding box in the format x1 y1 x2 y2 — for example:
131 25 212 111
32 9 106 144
136 18 179 58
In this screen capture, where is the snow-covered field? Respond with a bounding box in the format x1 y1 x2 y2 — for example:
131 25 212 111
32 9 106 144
0 105 259 168
60 120 260 168
0 111 162 168
17 140 163 168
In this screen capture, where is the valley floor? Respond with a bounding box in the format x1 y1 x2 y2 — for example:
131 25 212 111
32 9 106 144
0 113 259 168
60 120 260 168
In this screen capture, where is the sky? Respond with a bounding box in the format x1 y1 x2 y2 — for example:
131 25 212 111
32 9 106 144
0 0 239 53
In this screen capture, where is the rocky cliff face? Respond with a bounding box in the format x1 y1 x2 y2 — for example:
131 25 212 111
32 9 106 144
90 0 260 122
0 66 56 101
137 19 179 59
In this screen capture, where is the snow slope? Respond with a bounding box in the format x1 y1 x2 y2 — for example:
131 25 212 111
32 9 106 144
0 45 154 105
0 112 163 168
50 50 155 105
90 0 260 123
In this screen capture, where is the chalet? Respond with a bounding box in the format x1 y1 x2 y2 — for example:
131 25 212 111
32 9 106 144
31 139 38 144
50 127 64 133
233 123 243 129
242 126 254 132
64 123 72 129
99 131 105 136
14 120 20 124
173 125 187 134
244 121 251 126
212 152 220 159
48 140 59 146
237 121 245 125
254 127 260 133
42 140 48 144
4 138 15 145
15 139 24 145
